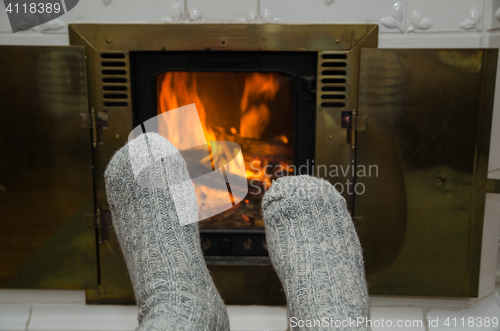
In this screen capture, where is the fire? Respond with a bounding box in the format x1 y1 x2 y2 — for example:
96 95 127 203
157 72 217 145
240 73 280 139
156 71 288 218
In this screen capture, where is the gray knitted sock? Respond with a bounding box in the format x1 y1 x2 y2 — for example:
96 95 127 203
263 175 370 330
104 133 230 331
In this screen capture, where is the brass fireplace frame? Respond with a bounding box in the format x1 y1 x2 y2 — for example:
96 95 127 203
69 23 378 304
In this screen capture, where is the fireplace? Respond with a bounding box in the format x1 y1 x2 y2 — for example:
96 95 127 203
0 23 496 305
130 51 318 258
67 23 381 304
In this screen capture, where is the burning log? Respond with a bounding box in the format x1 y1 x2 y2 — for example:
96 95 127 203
220 132 293 160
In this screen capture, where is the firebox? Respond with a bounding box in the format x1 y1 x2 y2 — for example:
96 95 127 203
1 23 498 305
131 51 317 258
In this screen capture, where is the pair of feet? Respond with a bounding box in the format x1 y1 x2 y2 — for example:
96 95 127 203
105 133 370 331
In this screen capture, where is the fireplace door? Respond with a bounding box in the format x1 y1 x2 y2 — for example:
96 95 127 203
0 46 97 290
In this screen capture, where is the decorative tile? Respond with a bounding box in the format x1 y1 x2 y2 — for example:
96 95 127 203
227 306 287 330
479 194 500 298
370 307 425 331
380 3 405 33
407 0 483 33
485 34 500 175
0 304 31 331
427 293 500 330
0 1 13 32
60 0 184 23
379 34 481 48
28 304 138 330
484 0 500 31
187 0 258 22
40 19 67 34
260 0 407 33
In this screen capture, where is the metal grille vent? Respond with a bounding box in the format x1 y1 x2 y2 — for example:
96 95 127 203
319 53 347 108
100 53 130 108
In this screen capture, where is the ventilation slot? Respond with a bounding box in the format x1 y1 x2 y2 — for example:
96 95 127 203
104 102 128 107
101 53 126 59
321 102 346 108
322 86 346 92
103 86 127 91
102 62 126 67
320 53 348 109
102 70 126 75
321 95 345 100
322 78 346 84
322 70 346 76
322 54 347 59
104 94 127 99
102 77 127 83
101 53 129 108
322 62 347 67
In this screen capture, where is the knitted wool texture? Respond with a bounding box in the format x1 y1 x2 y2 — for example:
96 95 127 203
263 175 370 331
104 133 230 331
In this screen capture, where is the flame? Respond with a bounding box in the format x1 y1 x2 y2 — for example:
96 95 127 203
240 73 280 139
277 135 289 144
157 72 217 145
157 71 286 214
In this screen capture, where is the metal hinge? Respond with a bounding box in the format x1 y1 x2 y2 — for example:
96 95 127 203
342 109 367 150
80 107 108 148
86 208 112 244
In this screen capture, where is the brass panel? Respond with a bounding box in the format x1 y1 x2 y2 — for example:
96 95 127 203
69 23 377 52
85 225 134 304
315 26 378 209
70 28 134 302
0 46 97 289
356 48 497 297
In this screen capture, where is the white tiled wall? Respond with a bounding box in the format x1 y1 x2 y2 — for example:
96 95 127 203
0 0 500 326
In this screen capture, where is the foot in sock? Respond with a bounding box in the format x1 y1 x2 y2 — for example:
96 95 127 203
263 175 370 330
104 133 230 331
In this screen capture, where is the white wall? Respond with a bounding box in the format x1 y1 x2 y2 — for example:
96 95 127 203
0 0 500 313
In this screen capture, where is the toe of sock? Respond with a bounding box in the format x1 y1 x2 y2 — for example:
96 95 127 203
262 175 344 211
